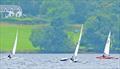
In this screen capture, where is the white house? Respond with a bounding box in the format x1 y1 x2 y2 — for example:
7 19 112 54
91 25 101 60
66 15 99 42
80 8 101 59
0 5 22 18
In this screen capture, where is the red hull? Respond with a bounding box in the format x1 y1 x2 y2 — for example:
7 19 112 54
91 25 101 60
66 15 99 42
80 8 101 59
96 56 118 59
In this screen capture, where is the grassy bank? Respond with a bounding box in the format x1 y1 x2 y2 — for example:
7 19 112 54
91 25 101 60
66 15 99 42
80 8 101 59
0 24 47 53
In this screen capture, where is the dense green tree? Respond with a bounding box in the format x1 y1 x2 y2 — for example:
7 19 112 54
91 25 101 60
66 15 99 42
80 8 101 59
31 18 74 53
82 0 120 53
18 0 41 16
39 0 74 22
30 0 75 53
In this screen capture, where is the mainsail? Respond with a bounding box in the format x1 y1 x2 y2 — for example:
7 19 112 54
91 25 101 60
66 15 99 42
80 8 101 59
104 32 111 55
12 30 18 55
60 24 84 62
73 24 83 58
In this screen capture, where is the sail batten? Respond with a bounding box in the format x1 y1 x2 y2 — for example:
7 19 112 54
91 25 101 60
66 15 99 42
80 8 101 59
104 32 111 55
12 30 18 55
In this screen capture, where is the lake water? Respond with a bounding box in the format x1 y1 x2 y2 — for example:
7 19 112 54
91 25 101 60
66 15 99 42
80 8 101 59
0 54 120 69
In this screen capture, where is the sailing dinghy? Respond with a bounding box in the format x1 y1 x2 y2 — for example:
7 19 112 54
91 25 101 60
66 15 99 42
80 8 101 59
96 32 118 59
7 30 18 59
60 24 83 62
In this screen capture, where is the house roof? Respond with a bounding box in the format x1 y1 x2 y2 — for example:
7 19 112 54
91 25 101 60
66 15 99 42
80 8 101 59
0 5 22 12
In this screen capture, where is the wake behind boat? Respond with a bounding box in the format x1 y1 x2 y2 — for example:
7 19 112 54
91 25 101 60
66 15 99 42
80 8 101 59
96 32 118 59
60 24 84 62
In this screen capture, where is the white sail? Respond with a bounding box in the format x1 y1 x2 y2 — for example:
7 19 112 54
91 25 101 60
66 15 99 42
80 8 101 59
12 30 18 55
60 25 83 62
104 32 111 55
74 24 83 57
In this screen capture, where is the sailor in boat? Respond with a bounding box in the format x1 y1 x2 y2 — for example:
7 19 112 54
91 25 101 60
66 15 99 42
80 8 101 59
70 56 78 62
102 53 112 59
102 53 110 57
102 54 108 58
102 54 105 58
8 54 12 59
70 56 74 61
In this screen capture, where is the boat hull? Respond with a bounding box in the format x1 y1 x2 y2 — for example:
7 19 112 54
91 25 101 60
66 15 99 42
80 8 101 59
96 56 118 59
60 58 69 61
60 58 78 62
